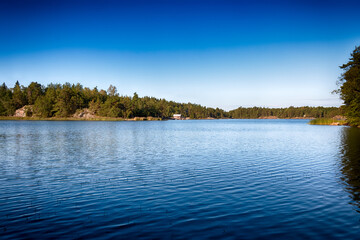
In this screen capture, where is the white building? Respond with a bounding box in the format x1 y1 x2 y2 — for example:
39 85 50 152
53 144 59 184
173 114 182 120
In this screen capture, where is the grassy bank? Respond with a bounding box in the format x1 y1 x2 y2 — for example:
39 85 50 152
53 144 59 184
309 118 347 126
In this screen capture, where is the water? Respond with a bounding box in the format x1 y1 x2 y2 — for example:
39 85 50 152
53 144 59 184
0 119 360 239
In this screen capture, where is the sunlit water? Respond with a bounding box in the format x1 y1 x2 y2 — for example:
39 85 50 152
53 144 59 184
0 119 360 239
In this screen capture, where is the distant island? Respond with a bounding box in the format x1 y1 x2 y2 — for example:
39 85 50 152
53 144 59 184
0 81 343 121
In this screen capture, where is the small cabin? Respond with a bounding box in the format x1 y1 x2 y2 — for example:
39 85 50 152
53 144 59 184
173 114 182 120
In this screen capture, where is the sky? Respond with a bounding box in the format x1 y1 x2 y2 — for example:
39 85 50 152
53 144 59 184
1 0 360 110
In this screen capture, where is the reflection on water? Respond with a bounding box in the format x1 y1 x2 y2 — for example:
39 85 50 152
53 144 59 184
339 127 360 210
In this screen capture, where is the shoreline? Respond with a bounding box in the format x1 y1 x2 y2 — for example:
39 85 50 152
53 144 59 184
0 116 316 121
309 118 348 126
0 116 162 121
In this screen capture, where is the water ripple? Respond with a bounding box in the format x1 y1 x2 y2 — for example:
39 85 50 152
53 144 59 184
0 120 359 239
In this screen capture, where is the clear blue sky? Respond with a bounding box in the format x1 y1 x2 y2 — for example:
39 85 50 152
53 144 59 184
1 0 359 110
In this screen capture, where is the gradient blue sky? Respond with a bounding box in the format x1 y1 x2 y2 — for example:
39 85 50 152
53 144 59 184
1 0 359 110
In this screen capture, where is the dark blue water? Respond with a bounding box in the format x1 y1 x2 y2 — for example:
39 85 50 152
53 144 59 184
0 120 360 239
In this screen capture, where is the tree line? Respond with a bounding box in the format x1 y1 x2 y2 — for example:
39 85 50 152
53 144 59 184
229 106 341 119
0 81 342 119
0 81 228 119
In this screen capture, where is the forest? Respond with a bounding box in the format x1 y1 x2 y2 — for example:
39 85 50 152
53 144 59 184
0 81 342 119
228 106 341 119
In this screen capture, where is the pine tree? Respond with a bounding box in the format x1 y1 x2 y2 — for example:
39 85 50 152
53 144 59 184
338 46 360 126
12 81 26 109
0 83 15 115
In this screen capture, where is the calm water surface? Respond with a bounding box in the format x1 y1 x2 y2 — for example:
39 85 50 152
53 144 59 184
0 119 360 239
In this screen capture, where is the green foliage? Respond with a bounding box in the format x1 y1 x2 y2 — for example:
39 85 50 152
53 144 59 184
99 97 122 117
0 81 229 118
26 82 43 105
0 83 15 116
33 95 54 118
54 83 84 117
88 99 101 114
12 81 27 109
337 46 360 126
228 106 342 119
0 81 343 119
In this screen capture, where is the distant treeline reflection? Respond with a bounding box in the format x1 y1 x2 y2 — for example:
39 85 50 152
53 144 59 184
339 127 360 209
0 81 342 119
